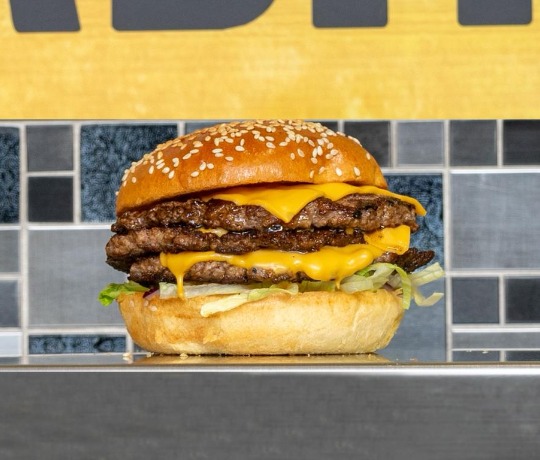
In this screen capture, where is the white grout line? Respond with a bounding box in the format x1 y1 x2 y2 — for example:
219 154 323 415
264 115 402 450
18 123 29 361
496 119 504 167
73 122 82 225
442 119 453 360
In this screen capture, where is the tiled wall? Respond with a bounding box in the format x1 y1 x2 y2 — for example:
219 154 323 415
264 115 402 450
1 119 539 361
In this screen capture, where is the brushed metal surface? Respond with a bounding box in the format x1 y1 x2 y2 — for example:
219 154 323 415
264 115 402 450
1 366 539 459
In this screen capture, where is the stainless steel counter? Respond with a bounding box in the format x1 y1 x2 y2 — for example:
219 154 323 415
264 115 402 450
1 353 540 458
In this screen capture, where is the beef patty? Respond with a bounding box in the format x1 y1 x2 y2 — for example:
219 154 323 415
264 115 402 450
106 194 433 286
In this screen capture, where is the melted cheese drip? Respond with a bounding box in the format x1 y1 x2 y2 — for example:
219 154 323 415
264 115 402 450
160 225 411 296
206 182 426 223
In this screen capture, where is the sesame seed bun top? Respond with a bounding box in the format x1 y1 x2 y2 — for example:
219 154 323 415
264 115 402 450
116 119 387 215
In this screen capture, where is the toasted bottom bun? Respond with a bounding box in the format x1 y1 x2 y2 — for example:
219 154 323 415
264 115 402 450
134 353 391 366
118 289 404 355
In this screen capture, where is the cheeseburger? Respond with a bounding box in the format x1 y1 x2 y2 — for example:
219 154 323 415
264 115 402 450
100 120 443 355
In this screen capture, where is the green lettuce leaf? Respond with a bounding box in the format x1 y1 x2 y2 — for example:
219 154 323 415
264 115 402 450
97 281 148 306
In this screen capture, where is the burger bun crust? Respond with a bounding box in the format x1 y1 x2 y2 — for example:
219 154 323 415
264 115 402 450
116 120 387 215
118 290 404 355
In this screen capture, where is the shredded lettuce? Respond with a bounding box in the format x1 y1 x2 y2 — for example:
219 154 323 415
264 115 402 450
99 262 444 313
200 283 299 317
98 281 149 306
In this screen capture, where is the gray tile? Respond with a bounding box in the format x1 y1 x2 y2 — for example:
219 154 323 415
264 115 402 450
505 277 540 323
453 331 540 349
0 230 19 272
397 121 444 166
452 350 500 362
451 173 540 269
506 350 540 361
449 120 497 166
184 120 228 134
27 125 74 171
383 279 446 362
28 229 126 326
503 120 540 165
452 277 499 324
0 332 21 357
344 121 390 167
28 176 73 222
0 281 19 327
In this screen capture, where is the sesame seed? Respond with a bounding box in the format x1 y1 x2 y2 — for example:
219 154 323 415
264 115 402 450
162 167 170 174
309 170 315 179
366 153 372 160
214 152 224 158
290 153 295 160
131 177 137 183
212 148 223 154
279 141 288 147
191 171 199 177
207 163 214 169
189 149 199 154
311 157 318 164
240 139 245 146
156 162 165 170
225 156 234 162
194 141 203 148
157 151 163 159
266 142 276 149
148 166 154 174
172 158 180 167
199 162 207 171
168 170 175 179
335 167 343 176
318 166 326 174
354 166 361 176
235 145 245 152
182 153 191 160
297 149 305 157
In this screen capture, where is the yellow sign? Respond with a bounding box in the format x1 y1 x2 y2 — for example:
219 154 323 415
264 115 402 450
0 0 539 119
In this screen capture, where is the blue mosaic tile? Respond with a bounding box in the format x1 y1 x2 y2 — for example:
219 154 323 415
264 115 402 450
80 124 178 222
385 174 444 266
0 128 20 223
29 335 126 354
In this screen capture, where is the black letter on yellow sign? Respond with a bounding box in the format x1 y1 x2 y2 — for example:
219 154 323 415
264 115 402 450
312 0 387 28
112 0 274 31
10 0 80 32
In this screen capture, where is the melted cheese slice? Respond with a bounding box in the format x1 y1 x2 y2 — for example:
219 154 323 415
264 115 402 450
161 225 411 296
205 182 426 223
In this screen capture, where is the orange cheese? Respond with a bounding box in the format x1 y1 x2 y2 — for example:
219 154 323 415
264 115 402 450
205 182 426 222
160 225 411 296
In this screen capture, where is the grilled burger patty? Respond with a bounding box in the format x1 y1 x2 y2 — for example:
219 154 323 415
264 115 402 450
112 248 435 286
106 194 433 286
111 194 419 233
